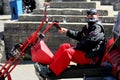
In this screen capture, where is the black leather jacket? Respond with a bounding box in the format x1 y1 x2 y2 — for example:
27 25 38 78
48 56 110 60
66 21 106 58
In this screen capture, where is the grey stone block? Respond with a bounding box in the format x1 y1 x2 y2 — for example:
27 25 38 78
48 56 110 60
18 15 115 23
113 3 120 11
33 9 83 15
33 9 108 16
100 0 114 5
50 2 96 8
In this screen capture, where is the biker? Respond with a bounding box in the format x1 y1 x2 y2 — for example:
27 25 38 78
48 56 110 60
34 8 106 77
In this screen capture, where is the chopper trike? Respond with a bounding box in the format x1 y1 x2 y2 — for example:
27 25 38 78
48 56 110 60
0 2 120 80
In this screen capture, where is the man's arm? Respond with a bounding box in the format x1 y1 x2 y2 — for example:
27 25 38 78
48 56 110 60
66 30 82 41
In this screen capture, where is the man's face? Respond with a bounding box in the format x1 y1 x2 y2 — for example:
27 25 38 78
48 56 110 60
87 14 99 19
86 14 99 22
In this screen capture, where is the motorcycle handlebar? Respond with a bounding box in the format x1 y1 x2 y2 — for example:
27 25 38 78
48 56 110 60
42 21 61 34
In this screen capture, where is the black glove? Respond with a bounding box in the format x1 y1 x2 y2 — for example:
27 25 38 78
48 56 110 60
53 20 61 30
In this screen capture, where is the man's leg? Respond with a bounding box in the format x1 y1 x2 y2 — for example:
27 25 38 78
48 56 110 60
71 50 93 64
50 48 93 76
34 43 72 77
53 43 72 59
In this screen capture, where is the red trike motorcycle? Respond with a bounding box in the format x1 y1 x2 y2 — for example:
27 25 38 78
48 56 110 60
0 3 120 80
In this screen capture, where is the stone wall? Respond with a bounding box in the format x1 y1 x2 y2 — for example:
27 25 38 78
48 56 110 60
2 0 119 62
113 2 120 11
1 0 120 15
4 22 114 56
100 0 120 11
100 0 115 5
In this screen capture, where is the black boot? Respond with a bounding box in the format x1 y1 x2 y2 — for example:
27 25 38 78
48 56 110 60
34 63 51 78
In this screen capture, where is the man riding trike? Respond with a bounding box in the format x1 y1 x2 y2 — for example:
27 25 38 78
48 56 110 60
32 9 117 80
1 8 120 80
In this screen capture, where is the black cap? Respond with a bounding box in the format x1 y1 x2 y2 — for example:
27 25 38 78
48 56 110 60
87 9 98 15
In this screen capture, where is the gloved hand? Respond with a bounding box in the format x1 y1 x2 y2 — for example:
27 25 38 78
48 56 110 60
53 20 61 30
